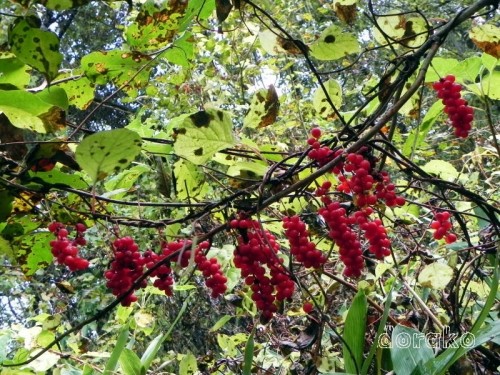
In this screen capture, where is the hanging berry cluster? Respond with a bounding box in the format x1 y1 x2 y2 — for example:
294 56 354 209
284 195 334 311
307 129 406 277
105 237 146 306
104 237 227 306
432 75 474 138
230 216 295 322
282 215 326 269
48 222 90 271
430 211 457 244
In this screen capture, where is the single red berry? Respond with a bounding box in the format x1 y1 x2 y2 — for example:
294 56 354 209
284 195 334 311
311 127 322 139
303 302 314 314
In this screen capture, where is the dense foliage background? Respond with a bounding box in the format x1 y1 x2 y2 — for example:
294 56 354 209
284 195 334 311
0 0 499 374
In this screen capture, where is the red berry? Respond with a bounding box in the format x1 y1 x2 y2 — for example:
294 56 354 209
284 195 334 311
311 127 322 139
303 302 314 314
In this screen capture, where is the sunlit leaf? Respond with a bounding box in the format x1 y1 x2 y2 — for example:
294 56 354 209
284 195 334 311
310 25 360 60
161 32 195 67
9 19 62 81
418 263 454 290
29 169 88 190
313 79 343 118
178 352 197 375
244 85 280 128
55 72 95 109
119 348 143 375
75 129 142 183
172 109 235 165
421 160 459 182
0 53 30 88
173 159 207 200
81 50 153 97
125 0 188 52
469 23 500 58
425 57 459 83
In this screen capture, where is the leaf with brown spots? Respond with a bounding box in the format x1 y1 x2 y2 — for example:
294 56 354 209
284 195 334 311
9 18 62 82
75 129 142 183
244 85 280 128
469 23 500 58
173 109 235 165
125 0 189 52
334 0 358 25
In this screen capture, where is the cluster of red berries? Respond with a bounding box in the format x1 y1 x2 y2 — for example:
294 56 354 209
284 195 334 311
48 222 89 271
143 248 174 297
282 215 326 268
174 240 228 298
230 217 295 321
308 131 405 209
432 75 473 138
430 211 457 244
307 128 343 170
104 237 146 306
105 238 228 306
317 199 364 277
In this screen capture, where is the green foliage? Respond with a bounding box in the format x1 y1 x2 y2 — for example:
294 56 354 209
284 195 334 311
75 129 142 183
9 18 63 81
342 290 367 374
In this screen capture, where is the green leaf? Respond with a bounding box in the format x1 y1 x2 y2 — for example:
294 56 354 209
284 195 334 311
313 79 343 118
140 334 163 371
210 315 232 332
469 23 500 59
391 325 434 375
421 160 459 182
226 161 268 180
402 100 443 157
173 160 207 200
29 169 88 190
161 32 194 67
75 129 142 183
125 0 188 52
425 57 459 83
361 288 394 375
35 87 69 110
22 232 54 275
9 19 62 81
172 109 236 165
343 290 367 374
373 14 427 49
310 25 360 60
119 348 143 375
55 72 95 109
425 320 500 373
481 70 500 100
0 53 30 88
0 236 14 261
449 56 482 84
81 50 153 97
179 352 197 375
418 263 454 290
0 90 55 132
178 0 215 31
243 85 280 128
242 331 254 375
104 164 150 199
104 324 129 375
